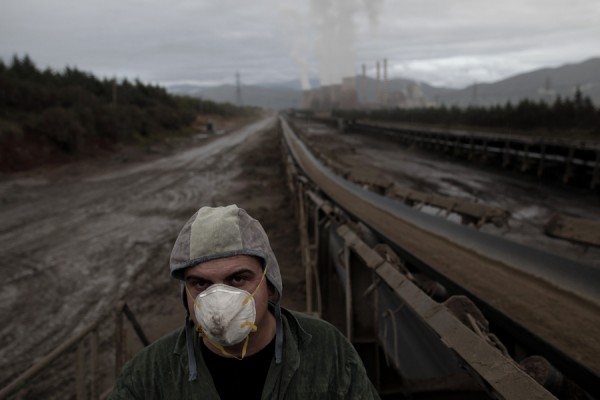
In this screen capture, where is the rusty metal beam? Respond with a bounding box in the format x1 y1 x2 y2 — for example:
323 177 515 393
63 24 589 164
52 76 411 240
336 224 556 400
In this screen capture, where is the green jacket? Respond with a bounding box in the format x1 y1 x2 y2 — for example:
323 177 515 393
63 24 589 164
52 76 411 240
110 309 380 399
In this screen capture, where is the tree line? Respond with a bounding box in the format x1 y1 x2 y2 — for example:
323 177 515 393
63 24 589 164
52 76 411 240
334 91 600 135
0 55 256 164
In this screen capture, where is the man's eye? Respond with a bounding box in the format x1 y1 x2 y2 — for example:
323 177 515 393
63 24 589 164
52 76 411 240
231 275 248 285
189 280 209 291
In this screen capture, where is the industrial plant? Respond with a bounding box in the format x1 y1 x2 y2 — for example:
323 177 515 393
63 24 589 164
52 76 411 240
301 59 430 110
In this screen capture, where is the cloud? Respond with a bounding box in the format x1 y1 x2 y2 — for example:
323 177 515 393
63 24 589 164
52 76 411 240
354 0 600 87
1 0 598 89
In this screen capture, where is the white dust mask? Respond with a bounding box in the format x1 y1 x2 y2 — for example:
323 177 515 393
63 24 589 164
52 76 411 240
193 284 257 347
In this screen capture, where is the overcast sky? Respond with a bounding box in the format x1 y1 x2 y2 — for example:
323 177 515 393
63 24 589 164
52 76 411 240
1 0 599 89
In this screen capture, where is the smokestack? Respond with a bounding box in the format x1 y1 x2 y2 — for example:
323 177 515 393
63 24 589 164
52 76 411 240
376 61 381 104
383 59 388 106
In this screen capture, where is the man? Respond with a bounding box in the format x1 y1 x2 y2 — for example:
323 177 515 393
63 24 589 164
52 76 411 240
110 205 380 399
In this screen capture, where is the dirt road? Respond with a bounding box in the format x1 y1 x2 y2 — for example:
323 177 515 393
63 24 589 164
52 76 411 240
0 116 303 392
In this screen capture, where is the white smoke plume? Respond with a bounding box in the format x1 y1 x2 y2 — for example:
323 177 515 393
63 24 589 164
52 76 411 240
311 0 354 86
361 0 384 30
278 4 313 90
280 0 383 90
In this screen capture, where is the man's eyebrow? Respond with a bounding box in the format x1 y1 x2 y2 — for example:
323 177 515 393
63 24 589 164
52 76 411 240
225 268 256 279
184 274 208 281
185 267 256 280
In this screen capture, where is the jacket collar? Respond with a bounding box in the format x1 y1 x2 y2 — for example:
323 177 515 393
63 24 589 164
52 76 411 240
172 307 313 398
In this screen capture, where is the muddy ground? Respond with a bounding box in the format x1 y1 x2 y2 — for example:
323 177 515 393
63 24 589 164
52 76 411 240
2 114 599 397
0 115 304 396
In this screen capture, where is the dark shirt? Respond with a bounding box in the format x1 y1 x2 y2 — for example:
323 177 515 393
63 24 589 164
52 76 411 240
202 338 275 400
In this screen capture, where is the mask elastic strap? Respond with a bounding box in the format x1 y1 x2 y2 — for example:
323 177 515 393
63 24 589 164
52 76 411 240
196 325 257 360
185 286 201 310
243 263 269 305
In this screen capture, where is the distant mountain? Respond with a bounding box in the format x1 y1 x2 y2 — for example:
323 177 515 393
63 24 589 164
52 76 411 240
168 84 301 110
167 57 600 109
432 57 600 106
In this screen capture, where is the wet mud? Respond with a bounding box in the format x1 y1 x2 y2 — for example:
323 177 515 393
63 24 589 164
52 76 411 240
0 116 303 394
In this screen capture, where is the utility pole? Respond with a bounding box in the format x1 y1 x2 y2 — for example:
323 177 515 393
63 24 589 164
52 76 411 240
236 72 243 106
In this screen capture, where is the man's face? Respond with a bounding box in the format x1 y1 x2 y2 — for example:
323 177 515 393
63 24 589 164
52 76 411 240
183 255 275 352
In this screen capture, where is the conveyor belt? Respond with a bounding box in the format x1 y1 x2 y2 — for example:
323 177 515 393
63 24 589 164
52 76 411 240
280 116 600 398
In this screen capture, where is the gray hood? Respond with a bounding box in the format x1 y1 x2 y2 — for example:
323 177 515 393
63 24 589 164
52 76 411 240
170 204 283 303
